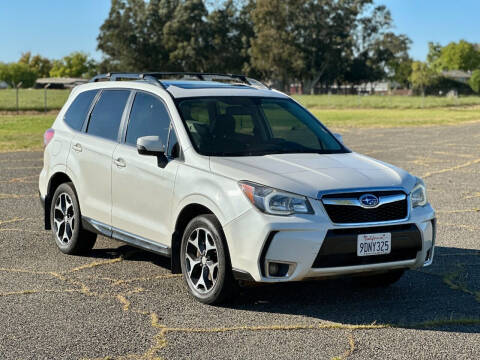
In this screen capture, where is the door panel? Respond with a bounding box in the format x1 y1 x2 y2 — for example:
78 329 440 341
111 91 178 247
67 89 130 225
68 132 117 224
111 144 178 246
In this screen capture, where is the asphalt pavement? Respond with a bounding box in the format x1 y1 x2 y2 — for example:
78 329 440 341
0 122 479 359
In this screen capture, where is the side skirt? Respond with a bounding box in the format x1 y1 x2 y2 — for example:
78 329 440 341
82 216 171 257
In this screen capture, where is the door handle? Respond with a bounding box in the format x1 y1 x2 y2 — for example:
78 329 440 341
114 158 126 168
72 143 82 152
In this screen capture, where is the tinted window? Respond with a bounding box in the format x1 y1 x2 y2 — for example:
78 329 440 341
176 97 346 156
125 92 171 146
87 90 130 141
64 90 97 131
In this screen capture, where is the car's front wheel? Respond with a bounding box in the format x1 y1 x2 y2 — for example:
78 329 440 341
50 182 96 254
180 214 235 304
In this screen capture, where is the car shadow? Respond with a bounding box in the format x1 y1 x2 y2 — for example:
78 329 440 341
81 244 172 268
223 246 480 333
83 243 480 333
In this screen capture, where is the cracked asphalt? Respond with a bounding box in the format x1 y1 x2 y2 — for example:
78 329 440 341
1 121 479 360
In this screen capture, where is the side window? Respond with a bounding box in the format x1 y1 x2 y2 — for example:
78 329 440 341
87 90 130 141
125 92 171 147
64 90 98 131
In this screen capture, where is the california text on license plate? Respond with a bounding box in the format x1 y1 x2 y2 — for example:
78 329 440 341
357 233 391 256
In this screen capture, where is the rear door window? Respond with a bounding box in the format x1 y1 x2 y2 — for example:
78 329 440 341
125 92 171 147
87 90 130 141
64 90 98 131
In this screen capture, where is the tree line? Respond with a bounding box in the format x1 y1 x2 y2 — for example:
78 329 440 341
97 0 412 94
0 52 96 88
1 0 479 94
410 40 480 95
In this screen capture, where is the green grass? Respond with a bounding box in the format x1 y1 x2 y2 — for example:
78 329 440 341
313 108 480 128
1 90 480 112
0 114 55 151
293 94 480 109
0 89 70 111
1 102 480 152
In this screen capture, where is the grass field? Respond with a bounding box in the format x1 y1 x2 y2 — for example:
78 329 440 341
1 106 480 152
0 114 55 151
0 89 70 111
293 94 480 109
1 89 480 111
1 91 480 151
312 108 480 128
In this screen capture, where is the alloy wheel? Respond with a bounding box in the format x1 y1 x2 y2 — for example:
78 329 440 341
53 193 75 245
184 227 219 294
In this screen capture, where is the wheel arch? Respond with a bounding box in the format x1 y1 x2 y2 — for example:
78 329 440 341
44 172 74 230
171 202 227 274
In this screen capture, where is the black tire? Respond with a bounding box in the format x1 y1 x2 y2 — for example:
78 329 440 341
50 182 96 254
180 214 236 304
356 269 405 288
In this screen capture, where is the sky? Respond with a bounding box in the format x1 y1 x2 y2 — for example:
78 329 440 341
376 0 480 60
0 0 479 63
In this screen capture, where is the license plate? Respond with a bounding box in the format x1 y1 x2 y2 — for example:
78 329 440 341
357 233 391 256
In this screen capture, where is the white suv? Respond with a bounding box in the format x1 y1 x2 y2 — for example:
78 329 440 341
39 72 436 304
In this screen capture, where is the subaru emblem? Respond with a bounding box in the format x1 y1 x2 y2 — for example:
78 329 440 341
359 194 379 208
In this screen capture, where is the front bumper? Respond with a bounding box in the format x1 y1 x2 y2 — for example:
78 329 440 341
223 199 436 283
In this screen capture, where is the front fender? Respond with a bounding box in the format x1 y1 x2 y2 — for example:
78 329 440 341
173 193 227 228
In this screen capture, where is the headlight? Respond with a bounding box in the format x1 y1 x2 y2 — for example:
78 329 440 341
411 178 427 207
239 181 313 215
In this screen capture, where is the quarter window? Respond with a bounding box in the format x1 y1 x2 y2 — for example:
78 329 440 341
125 92 171 147
87 90 130 141
64 90 98 131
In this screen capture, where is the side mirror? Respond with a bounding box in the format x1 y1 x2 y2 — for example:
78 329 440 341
333 133 343 144
137 136 164 155
137 136 168 167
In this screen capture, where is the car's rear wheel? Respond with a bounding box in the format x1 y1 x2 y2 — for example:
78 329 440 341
50 182 96 254
180 214 235 304
357 269 405 288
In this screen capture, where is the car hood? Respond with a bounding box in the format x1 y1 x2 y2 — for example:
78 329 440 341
209 152 416 199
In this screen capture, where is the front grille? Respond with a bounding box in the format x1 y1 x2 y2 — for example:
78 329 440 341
312 224 422 268
322 190 408 224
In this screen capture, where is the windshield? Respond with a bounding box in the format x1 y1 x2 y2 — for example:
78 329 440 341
176 97 348 156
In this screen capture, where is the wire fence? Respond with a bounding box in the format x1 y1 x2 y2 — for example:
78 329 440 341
0 88 71 112
1 88 479 113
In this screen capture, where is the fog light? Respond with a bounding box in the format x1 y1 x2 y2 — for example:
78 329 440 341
268 262 279 276
267 262 290 277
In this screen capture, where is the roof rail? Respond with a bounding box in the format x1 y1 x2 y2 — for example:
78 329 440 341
89 73 166 89
89 72 269 90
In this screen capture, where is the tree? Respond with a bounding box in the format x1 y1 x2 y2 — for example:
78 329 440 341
205 0 252 74
163 0 210 71
388 57 412 88
97 0 180 72
49 52 96 78
19 52 52 78
249 0 411 93
410 61 436 95
469 69 480 93
249 0 305 90
96 0 411 89
430 40 480 72
426 42 442 69
0 62 37 88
